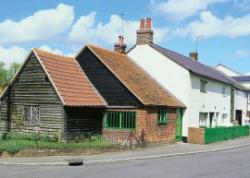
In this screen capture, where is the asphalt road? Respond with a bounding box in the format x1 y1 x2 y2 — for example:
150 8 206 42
1 146 250 178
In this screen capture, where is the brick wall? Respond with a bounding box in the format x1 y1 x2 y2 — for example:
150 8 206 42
188 127 204 144
103 108 177 144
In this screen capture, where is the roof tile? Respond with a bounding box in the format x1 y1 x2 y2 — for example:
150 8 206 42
87 45 184 107
33 48 106 107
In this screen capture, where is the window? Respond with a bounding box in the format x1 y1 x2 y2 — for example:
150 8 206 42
200 79 207 93
199 112 208 127
104 111 136 129
23 106 40 126
158 109 167 125
222 86 226 96
221 113 228 125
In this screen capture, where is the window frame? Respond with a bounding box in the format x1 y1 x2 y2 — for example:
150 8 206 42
23 105 40 126
222 86 227 96
104 111 137 130
158 108 167 125
199 112 208 128
200 79 208 93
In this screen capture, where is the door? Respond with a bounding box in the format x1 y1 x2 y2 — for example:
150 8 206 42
236 110 242 126
175 109 183 141
209 112 214 128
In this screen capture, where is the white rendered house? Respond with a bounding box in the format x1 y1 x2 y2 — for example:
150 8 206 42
215 64 250 125
127 18 248 140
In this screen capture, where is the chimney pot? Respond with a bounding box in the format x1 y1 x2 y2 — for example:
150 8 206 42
189 52 198 61
146 17 151 29
140 19 145 29
114 35 127 54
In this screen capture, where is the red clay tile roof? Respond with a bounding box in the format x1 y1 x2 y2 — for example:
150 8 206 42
33 48 107 107
86 45 185 107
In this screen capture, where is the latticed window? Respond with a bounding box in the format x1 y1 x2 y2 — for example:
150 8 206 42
23 106 40 126
158 109 167 125
200 79 208 93
104 111 136 129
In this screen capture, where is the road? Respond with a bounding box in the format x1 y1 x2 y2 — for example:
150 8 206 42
1 146 250 178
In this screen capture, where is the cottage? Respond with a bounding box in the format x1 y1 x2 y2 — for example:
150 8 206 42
0 40 184 143
0 49 107 141
75 41 184 143
127 18 249 141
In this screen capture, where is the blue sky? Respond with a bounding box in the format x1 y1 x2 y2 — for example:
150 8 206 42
0 0 250 74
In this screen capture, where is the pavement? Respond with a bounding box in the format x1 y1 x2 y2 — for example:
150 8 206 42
1 136 250 166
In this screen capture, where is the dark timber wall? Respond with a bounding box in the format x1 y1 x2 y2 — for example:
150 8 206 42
0 54 64 133
77 49 141 107
64 107 104 139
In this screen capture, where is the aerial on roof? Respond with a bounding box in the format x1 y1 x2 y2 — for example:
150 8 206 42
150 44 248 91
84 44 185 107
1 48 107 107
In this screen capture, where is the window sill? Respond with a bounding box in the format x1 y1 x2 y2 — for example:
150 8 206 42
157 122 167 125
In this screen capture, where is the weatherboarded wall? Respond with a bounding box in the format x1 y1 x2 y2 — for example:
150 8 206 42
0 55 64 133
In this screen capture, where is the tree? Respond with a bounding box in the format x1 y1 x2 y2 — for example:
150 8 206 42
0 62 21 92
8 62 21 80
0 62 8 91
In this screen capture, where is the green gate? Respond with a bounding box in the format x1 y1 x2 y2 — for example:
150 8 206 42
175 109 183 141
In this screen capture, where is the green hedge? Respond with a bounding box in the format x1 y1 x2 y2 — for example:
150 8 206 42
204 126 249 144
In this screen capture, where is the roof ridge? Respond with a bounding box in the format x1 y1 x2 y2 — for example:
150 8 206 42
87 44 127 56
33 48 73 60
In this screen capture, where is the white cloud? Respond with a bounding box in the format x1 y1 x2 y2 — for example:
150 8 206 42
234 49 250 59
150 0 228 21
39 45 63 55
174 11 250 39
0 3 74 44
68 12 169 46
0 46 28 68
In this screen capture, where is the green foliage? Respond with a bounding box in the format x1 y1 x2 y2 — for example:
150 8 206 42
5 144 22 155
0 61 21 92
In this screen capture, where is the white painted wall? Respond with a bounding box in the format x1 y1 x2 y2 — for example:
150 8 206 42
128 45 233 137
239 81 250 89
189 74 232 127
128 45 191 136
215 65 240 76
234 89 249 125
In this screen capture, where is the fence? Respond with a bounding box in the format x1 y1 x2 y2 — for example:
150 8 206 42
204 126 249 144
0 127 147 156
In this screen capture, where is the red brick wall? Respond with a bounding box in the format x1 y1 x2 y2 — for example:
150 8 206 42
103 108 177 144
188 127 205 144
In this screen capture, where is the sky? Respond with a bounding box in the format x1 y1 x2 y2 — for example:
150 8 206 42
0 0 250 74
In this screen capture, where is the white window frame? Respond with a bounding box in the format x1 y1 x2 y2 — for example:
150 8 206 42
23 105 40 126
222 86 227 97
200 79 208 93
199 112 208 127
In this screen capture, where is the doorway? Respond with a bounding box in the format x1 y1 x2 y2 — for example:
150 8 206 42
235 110 242 126
209 112 214 128
175 109 183 141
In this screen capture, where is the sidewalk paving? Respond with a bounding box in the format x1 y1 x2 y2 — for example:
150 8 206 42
1 136 250 166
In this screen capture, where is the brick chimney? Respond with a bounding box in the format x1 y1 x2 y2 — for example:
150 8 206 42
189 52 198 61
136 17 154 45
114 35 127 54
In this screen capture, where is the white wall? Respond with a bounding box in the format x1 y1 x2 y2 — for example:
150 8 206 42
189 74 232 128
128 45 233 137
239 81 250 89
215 65 240 76
234 89 249 125
128 44 191 136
